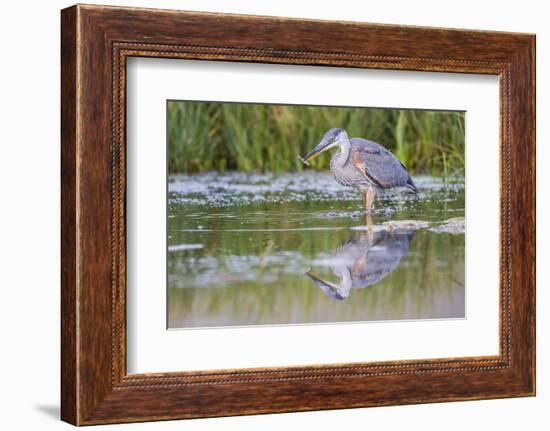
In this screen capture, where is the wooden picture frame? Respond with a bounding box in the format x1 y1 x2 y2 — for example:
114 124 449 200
61 4 535 425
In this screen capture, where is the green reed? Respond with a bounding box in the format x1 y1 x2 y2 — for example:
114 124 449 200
167 101 465 178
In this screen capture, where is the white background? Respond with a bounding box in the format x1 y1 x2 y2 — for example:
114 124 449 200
0 0 547 430
127 59 499 373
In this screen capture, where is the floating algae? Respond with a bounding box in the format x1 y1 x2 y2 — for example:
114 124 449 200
429 217 465 235
350 218 464 234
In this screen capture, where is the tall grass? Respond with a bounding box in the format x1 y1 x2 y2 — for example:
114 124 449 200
167 101 465 177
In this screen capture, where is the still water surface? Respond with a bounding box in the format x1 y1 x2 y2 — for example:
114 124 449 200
168 172 465 328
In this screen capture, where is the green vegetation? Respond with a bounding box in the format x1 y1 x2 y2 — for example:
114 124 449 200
167 101 465 177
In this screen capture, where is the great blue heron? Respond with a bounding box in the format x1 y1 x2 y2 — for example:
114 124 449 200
300 128 418 216
305 229 415 301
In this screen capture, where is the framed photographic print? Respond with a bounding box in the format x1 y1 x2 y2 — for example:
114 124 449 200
61 4 535 425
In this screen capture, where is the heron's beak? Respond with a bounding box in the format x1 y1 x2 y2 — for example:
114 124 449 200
305 270 346 301
302 140 333 164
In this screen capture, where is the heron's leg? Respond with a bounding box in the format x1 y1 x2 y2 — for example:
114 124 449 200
365 213 373 227
365 188 376 215
363 189 376 227
360 190 367 209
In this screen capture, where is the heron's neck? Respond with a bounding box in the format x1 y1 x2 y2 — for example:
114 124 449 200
335 139 351 166
335 267 352 298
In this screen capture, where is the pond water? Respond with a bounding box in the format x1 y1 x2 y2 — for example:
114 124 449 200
167 172 465 329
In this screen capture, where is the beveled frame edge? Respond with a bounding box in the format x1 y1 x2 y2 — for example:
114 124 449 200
61 4 535 425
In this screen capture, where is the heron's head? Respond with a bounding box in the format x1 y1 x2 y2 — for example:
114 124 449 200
302 128 349 164
305 269 351 301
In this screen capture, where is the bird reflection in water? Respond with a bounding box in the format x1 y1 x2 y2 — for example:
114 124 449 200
305 229 414 301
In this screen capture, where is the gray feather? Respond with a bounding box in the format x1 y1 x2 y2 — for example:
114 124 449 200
349 138 415 190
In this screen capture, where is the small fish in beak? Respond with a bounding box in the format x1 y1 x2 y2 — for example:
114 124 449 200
297 155 311 166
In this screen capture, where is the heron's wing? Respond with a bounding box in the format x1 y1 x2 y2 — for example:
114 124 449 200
350 138 412 189
349 231 414 289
